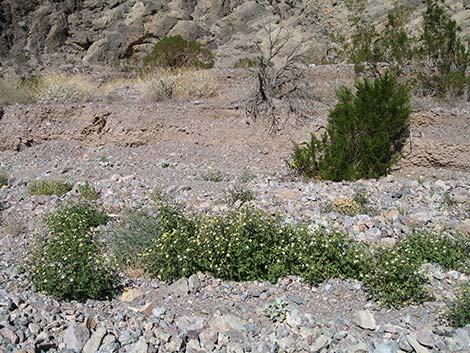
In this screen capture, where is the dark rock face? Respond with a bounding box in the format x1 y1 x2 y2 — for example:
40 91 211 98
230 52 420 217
0 0 469 67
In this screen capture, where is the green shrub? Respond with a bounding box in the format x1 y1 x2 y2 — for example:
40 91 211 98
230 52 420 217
338 3 414 73
364 248 431 307
30 203 117 301
134 200 470 308
0 172 8 188
28 179 73 196
142 207 199 281
201 170 226 182
397 233 470 273
143 206 371 285
78 181 100 201
225 184 256 206
450 281 470 327
289 73 411 181
293 231 373 284
417 0 470 97
143 35 214 70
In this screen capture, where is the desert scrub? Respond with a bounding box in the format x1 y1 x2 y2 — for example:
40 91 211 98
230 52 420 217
143 35 214 69
290 73 411 181
234 57 258 68
138 201 469 307
201 169 227 182
0 73 36 104
30 202 117 301
27 179 73 196
450 281 470 327
77 181 100 201
142 207 199 281
225 184 256 206
144 207 296 282
416 0 470 98
0 171 8 188
34 74 97 104
140 68 217 101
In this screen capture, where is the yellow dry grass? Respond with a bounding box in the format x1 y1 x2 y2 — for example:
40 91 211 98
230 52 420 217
139 68 218 101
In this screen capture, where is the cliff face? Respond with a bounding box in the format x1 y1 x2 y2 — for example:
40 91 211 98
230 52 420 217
0 0 469 68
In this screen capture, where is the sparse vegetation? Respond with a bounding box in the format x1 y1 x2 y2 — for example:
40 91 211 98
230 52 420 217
225 184 256 206
77 181 100 201
238 168 257 184
336 0 469 98
450 281 470 327
0 172 8 188
264 297 289 323
143 35 214 70
107 209 166 270
140 68 218 101
289 73 411 181
30 202 117 301
327 197 361 216
0 73 36 104
27 180 73 196
364 247 431 307
416 0 470 98
201 169 227 182
34 74 97 104
234 57 258 68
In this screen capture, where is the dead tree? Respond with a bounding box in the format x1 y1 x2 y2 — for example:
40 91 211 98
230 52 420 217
244 25 311 133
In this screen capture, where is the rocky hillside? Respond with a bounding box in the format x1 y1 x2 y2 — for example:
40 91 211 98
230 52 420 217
1 0 469 69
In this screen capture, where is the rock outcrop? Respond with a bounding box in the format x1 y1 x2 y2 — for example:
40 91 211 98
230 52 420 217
0 0 469 68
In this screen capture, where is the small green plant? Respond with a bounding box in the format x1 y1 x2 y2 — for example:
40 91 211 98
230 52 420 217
353 188 376 215
264 297 289 323
225 185 256 206
202 170 226 182
30 202 116 301
28 180 73 196
0 172 8 188
234 57 258 68
238 168 257 184
78 181 100 201
143 35 214 70
450 281 470 327
289 73 411 181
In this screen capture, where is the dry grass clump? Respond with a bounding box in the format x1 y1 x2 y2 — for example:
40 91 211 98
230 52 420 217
0 73 36 104
34 74 98 104
139 68 218 101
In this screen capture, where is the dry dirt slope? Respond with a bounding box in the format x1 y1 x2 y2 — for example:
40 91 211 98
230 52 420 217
0 67 469 174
